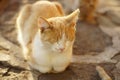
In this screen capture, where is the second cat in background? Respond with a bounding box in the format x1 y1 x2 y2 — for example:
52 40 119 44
79 0 98 24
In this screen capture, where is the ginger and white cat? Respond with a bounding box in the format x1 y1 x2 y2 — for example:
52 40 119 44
16 1 113 79
16 1 79 73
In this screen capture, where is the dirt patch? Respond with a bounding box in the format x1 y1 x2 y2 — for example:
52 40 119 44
74 21 112 55
0 0 120 80
37 63 115 80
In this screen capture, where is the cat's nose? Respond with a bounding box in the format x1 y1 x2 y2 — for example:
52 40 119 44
59 48 65 52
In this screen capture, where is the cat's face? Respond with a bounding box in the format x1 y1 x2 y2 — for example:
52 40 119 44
38 9 79 53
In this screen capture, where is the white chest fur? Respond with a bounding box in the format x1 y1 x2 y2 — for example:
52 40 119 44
29 32 73 73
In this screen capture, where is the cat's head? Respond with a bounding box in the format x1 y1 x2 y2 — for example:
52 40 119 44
38 9 80 53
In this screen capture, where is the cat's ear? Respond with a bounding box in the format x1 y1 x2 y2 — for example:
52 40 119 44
38 17 50 33
65 9 80 24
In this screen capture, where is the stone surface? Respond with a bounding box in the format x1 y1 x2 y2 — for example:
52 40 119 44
37 63 115 80
112 68 120 80
0 0 120 80
0 53 10 61
74 22 112 55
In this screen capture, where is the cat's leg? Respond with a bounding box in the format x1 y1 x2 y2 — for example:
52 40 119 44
28 61 52 73
52 53 71 73
16 4 32 60
38 66 52 73
22 47 28 60
53 61 70 73
53 66 68 73
31 64 52 73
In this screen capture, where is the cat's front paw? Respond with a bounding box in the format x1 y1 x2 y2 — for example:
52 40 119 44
53 66 67 73
38 66 52 73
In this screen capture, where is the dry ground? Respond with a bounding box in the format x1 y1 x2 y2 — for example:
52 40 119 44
0 0 120 80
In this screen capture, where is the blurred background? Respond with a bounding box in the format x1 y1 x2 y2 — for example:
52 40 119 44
0 0 120 54
0 0 120 80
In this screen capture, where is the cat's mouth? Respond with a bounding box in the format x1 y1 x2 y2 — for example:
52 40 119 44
57 47 67 53
57 51 64 53
52 47 66 53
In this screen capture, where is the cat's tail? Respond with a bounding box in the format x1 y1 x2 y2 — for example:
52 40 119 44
96 66 112 80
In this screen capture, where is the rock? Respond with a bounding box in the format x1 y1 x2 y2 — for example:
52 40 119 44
0 0 120 80
116 62 120 69
112 53 120 61
0 53 10 61
74 22 112 55
1 71 34 80
112 68 120 80
0 35 29 69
